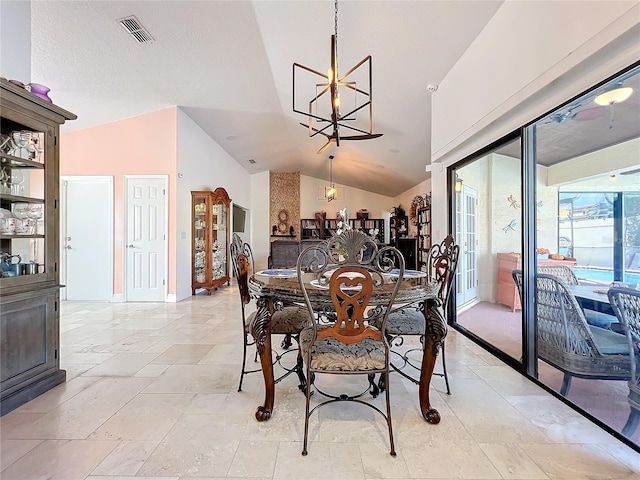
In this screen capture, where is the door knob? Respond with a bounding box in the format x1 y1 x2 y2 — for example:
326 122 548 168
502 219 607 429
126 244 136 248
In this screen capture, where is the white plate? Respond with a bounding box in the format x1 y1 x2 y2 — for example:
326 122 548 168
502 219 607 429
255 269 297 278
388 269 427 278
311 279 362 291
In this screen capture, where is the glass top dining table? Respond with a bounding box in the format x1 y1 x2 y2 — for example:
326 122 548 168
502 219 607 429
248 270 446 424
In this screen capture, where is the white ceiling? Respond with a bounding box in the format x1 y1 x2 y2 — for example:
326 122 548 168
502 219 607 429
30 0 503 197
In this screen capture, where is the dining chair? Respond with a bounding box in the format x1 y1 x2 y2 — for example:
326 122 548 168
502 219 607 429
230 233 309 392
512 270 630 396
537 263 617 330
373 235 459 395
607 286 640 437
297 229 404 456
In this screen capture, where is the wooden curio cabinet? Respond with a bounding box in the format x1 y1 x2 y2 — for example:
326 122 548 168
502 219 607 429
191 188 231 295
0 79 76 415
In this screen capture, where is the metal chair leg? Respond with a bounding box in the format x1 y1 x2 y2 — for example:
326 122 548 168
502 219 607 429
302 365 312 456
238 331 249 392
441 342 451 395
385 369 396 457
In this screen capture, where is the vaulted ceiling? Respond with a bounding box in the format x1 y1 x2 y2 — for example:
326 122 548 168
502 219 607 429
29 1 505 197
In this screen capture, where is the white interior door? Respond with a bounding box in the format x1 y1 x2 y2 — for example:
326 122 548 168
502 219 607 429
125 176 167 302
60 176 113 301
457 185 478 306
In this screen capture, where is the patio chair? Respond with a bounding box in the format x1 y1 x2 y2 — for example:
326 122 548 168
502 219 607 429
512 270 630 396
537 264 618 330
297 229 404 456
537 264 578 285
373 235 459 395
230 233 309 392
607 286 640 438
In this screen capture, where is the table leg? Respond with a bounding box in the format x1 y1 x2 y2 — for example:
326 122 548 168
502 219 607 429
250 296 274 421
419 298 447 424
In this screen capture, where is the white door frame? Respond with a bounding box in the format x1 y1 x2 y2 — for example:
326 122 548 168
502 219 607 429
123 175 169 302
60 176 113 301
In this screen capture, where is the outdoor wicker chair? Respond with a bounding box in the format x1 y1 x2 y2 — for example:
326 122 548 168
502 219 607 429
608 286 640 438
537 264 579 285
512 270 631 396
230 233 309 392
537 263 617 329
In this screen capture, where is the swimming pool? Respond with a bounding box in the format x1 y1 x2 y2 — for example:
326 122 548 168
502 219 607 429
573 267 640 285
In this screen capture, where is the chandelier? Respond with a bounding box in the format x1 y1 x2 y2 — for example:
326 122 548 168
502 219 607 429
293 0 382 154
326 155 336 202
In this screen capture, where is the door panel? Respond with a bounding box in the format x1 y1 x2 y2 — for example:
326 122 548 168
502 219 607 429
125 177 166 302
457 185 478 306
60 177 112 301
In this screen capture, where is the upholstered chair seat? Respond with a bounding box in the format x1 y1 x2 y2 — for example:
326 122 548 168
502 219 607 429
300 326 386 371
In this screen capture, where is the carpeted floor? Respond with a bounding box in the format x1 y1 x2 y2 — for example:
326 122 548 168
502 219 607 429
456 300 640 445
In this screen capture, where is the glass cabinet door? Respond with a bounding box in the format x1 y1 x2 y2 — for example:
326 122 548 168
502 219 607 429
1 128 47 280
191 188 231 295
211 199 227 281
192 195 207 285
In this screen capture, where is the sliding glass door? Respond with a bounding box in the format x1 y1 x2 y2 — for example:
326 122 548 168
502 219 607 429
450 63 639 448
452 136 523 362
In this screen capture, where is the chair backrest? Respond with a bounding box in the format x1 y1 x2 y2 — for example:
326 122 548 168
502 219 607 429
512 270 604 360
320 266 378 344
426 235 460 307
297 229 405 342
608 286 640 379
231 233 253 306
537 264 579 285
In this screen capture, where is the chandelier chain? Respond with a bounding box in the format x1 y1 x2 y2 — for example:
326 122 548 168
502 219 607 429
330 155 333 185
334 0 338 70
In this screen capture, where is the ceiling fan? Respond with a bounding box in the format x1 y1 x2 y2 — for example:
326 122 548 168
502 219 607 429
542 103 605 125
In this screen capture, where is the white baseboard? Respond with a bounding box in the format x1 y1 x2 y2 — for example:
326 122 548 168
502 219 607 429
111 294 124 303
166 294 177 303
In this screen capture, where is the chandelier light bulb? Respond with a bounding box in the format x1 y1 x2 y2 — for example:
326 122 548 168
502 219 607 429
594 86 633 106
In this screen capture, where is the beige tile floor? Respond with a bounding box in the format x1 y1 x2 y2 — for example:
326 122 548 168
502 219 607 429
1 285 639 479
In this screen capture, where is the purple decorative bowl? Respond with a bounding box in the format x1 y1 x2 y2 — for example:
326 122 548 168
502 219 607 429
28 83 52 103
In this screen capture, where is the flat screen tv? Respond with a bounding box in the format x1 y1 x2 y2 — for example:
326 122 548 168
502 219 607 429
233 204 247 233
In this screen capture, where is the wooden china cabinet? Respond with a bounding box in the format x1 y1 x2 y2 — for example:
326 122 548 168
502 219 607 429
191 188 231 295
0 79 76 415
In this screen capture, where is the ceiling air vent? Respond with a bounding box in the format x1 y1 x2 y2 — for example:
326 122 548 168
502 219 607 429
248 159 256 165
118 16 154 44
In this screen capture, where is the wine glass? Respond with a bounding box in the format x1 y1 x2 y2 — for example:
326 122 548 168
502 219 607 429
9 170 24 195
0 167 9 194
12 202 29 219
0 133 10 154
9 130 28 158
26 204 43 234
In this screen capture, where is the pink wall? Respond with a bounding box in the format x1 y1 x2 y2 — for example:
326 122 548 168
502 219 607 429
60 108 178 296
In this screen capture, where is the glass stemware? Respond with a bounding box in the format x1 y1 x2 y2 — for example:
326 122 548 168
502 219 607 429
26 204 44 234
9 170 24 195
0 133 10 154
9 130 28 158
0 167 9 194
